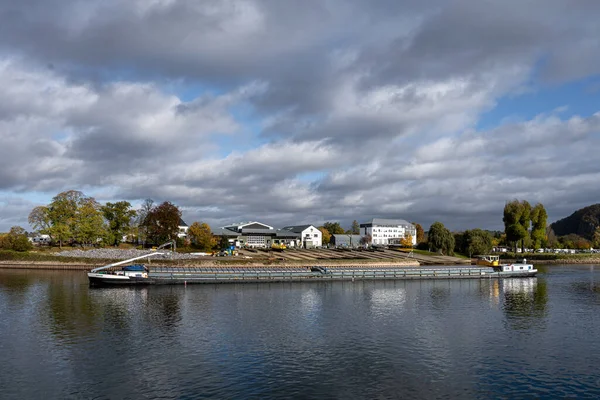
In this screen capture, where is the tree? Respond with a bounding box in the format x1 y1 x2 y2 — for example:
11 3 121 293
73 198 106 246
400 234 413 248
593 227 600 249
546 227 559 249
414 223 425 244
102 201 137 246
28 206 52 239
463 229 493 257
360 234 372 246
503 200 531 253
530 203 548 250
143 201 182 245
318 227 331 245
137 198 154 245
188 222 214 251
428 221 455 255
351 220 360 235
323 222 345 234
0 226 32 252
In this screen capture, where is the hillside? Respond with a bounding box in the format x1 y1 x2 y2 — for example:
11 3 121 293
551 204 600 239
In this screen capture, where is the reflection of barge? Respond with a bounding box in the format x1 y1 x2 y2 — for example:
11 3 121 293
88 255 537 286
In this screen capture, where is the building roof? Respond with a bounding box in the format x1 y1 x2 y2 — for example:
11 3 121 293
275 230 301 238
212 227 240 237
361 218 412 227
221 221 274 230
178 218 188 227
281 224 314 233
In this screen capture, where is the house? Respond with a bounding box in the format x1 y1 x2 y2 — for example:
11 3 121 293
280 225 322 248
360 218 417 246
178 218 189 238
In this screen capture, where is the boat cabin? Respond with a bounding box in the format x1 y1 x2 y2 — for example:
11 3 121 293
500 264 534 272
115 264 148 278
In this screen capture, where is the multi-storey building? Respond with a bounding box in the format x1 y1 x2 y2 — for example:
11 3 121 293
360 218 417 246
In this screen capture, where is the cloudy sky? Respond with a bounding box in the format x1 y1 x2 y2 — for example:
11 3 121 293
1 0 599 233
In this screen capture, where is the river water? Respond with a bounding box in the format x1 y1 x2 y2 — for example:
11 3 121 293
1 265 599 399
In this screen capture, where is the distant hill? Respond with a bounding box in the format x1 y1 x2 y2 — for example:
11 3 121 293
550 204 600 239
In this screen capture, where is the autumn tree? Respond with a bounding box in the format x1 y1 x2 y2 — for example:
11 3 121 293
530 203 548 250
413 223 425 244
143 201 182 245
188 222 214 251
428 221 455 255
351 220 360 234
503 200 531 253
318 227 331 245
323 222 345 234
400 234 414 248
102 201 137 246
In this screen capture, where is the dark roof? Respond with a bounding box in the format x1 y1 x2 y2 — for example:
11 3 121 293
276 231 301 238
360 218 412 227
178 218 188 227
212 228 240 237
281 224 314 233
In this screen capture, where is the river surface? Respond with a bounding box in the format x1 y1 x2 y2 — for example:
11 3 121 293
1 265 600 399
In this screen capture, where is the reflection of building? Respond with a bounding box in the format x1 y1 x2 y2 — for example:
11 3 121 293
360 218 417 246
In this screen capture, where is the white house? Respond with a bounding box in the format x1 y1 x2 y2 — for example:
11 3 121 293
178 218 189 238
280 225 322 248
360 218 417 246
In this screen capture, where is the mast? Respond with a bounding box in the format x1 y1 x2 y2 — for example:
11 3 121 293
91 252 165 273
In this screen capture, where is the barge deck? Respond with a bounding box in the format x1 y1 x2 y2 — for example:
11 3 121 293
103 266 535 285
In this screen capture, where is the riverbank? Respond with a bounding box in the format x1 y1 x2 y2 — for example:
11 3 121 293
0 258 421 270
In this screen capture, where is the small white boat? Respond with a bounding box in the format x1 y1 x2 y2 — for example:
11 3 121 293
493 258 537 277
87 252 164 286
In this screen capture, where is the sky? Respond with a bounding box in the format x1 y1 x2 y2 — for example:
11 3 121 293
1 0 599 233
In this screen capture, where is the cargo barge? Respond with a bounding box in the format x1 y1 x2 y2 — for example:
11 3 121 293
87 254 537 286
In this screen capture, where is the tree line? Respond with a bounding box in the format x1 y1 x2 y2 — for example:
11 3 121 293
24 190 216 251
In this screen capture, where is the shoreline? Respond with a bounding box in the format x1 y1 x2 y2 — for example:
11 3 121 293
0 259 422 270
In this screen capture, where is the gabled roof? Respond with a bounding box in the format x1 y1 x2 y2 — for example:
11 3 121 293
281 224 315 233
222 221 274 230
178 218 188 227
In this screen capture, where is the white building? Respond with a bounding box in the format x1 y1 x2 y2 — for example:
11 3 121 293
178 218 189 238
360 218 417 246
280 225 322 248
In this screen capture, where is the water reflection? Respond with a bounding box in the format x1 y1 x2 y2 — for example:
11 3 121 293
500 278 548 330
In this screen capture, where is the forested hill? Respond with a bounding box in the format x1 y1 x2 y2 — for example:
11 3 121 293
551 204 600 239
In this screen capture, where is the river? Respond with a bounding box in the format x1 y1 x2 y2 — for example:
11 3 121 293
1 265 599 399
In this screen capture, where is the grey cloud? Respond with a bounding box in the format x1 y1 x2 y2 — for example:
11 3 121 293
0 1 599 233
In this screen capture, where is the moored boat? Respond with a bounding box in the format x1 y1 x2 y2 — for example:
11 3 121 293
474 255 500 267
87 253 164 286
492 258 537 277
